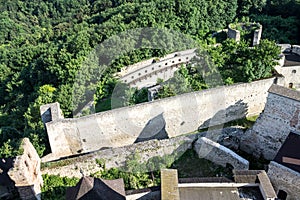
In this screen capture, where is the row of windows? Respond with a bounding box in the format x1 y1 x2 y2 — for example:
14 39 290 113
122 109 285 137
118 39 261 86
124 65 180 83
124 57 190 82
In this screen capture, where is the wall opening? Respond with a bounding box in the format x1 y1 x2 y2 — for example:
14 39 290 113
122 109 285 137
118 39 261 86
277 190 287 200
226 163 234 171
292 69 296 74
289 83 293 88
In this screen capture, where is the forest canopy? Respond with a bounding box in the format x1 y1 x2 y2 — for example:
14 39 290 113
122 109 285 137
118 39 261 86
0 0 299 157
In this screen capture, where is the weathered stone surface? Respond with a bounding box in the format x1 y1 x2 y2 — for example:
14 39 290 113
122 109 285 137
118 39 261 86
8 138 43 200
42 134 197 178
228 23 262 46
199 127 244 151
274 45 300 90
194 137 249 170
119 49 196 89
241 85 300 160
268 161 300 200
42 78 277 161
161 169 179 200
40 102 63 124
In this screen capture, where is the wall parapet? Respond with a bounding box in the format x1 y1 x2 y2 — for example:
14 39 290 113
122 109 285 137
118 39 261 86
194 137 249 170
41 134 197 178
41 77 279 160
268 84 300 101
241 85 300 160
119 49 196 88
268 161 300 200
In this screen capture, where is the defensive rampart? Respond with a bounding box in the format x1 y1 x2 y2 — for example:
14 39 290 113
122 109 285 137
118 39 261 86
119 49 196 88
268 161 300 200
275 45 300 90
41 134 197 178
41 134 249 178
194 137 249 170
241 84 300 160
42 78 280 161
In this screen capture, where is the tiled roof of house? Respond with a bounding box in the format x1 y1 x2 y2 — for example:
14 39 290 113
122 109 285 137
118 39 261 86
66 176 125 200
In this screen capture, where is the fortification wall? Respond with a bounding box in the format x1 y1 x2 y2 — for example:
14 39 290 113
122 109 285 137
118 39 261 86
241 85 300 160
268 161 300 200
194 137 249 170
276 65 300 89
227 26 240 42
7 138 43 200
43 78 278 160
118 49 196 77
41 134 197 178
274 47 300 90
119 49 196 88
227 23 262 46
292 45 300 56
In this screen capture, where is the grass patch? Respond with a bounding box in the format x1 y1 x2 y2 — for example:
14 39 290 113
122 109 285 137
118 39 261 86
41 174 79 200
224 115 258 129
171 149 233 179
41 159 75 170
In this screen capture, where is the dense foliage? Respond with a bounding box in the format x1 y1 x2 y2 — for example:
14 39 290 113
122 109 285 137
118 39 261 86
0 0 238 157
41 174 79 200
156 39 280 98
0 0 298 158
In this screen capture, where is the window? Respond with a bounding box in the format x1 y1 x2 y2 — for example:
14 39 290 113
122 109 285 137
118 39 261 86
277 190 287 200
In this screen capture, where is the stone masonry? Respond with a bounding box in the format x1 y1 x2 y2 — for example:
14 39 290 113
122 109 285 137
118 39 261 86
268 161 300 200
194 137 249 170
161 169 179 200
228 23 262 46
41 78 279 161
241 84 300 160
8 138 43 200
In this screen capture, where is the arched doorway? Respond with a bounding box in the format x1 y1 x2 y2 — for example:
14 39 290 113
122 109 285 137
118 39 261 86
277 190 287 200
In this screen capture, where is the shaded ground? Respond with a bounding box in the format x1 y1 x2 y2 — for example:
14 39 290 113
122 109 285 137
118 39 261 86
171 149 233 179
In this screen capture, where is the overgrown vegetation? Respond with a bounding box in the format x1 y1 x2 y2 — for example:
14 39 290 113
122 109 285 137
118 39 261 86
40 147 266 199
41 174 79 200
155 39 280 99
0 0 299 160
224 115 259 129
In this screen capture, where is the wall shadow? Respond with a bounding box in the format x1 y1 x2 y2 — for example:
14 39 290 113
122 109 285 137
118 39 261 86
198 100 249 130
134 113 169 143
0 158 18 199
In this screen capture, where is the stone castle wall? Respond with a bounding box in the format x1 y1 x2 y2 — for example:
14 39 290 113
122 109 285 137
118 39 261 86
118 49 196 77
275 45 300 90
228 23 262 46
241 85 300 160
41 133 249 178
7 138 43 200
42 78 279 161
268 161 300 200
194 137 249 170
119 49 196 88
41 134 197 178
276 64 300 89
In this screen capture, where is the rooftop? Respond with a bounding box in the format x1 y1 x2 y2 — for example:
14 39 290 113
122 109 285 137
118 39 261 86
283 52 300 67
268 84 300 101
179 187 263 200
274 132 300 173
